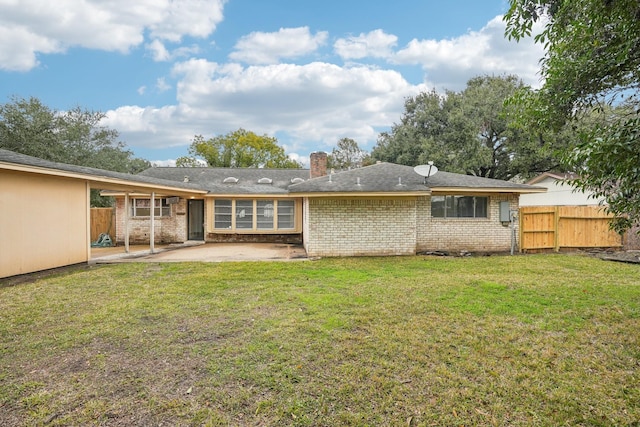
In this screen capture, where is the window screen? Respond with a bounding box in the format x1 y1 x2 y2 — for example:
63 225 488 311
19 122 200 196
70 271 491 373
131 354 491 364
431 196 488 218
277 200 295 229
235 200 253 229
214 199 232 229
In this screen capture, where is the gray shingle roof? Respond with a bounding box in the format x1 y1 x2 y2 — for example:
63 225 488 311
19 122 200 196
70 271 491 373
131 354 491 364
138 167 310 195
0 149 205 192
288 162 543 193
289 162 429 193
2 148 543 195
425 171 544 190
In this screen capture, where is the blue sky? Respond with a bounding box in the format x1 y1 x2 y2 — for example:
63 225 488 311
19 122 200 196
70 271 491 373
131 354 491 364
0 0 544 166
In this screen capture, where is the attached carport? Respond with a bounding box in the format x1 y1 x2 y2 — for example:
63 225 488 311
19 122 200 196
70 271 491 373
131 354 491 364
0 149 207 278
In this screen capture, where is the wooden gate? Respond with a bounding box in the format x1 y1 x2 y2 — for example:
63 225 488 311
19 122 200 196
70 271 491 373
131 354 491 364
90 207 115 242
519 206 623 253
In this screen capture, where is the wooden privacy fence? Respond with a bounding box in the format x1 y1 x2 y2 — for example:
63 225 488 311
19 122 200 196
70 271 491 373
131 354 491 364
90 207 115 242
519 205 623 253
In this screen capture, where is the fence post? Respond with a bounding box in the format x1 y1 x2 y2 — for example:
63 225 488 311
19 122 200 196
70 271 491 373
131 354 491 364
553 206 560 252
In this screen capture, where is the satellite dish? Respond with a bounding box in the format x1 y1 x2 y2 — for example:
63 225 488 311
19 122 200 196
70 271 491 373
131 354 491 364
413 162 438 178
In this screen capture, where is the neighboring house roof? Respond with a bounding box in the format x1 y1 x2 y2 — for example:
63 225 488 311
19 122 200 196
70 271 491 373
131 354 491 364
137 167 310 195
526 171 579 185
0 149 207 195
289 162 545 195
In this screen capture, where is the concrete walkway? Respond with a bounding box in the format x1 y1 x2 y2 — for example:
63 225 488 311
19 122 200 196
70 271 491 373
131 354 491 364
91 242 308 264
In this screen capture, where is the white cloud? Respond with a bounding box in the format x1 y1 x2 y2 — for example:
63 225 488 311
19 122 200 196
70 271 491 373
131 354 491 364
229 27 328 64
103 60 428 153
393 15 545 89
156 78 171 93
147 0 226 42
0 0 225 71
0 24 63 71
151 159 177 167
334 29 398 60
146 39 201 62
137 86 146 95
146 39 171 61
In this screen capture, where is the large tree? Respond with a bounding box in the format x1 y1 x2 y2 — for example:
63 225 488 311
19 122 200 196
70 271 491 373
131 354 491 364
177 128 302 168
504 0 640 232
327 137 370 170
0 96 150 206
372 75 565 180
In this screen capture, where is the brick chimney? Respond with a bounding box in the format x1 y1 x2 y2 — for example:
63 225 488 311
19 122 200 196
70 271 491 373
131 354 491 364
309 151 328 178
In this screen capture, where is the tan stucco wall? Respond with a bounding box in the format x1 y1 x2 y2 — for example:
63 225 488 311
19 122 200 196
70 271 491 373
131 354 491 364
1 170 89 278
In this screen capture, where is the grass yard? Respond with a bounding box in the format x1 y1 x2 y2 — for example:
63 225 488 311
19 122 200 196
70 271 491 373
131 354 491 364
0 254 639 426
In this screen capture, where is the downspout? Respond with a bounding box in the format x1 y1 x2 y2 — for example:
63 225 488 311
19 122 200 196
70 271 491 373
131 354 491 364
86 181 91 262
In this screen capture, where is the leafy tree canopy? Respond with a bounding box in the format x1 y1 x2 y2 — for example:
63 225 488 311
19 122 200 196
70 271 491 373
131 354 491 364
504 0 640 232
372 75 567 181
327 137 370 170
177 128 302 169
0 96 150 206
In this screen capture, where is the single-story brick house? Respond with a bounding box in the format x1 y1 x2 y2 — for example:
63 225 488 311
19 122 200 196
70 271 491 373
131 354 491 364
107 153 545 257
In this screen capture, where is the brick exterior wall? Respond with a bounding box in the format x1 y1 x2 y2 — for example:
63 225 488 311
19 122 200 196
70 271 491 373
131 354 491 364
115 197 187 244
305 194 520 257
305 198 417 257
206 233 302 244
114 193 522 254
417 194 519 253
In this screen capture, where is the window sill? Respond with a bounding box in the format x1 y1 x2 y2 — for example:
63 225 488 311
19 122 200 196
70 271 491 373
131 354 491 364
211 229 300 234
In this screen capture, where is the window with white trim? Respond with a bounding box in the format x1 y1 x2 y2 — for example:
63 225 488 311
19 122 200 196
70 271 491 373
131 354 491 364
431 195 488 218
131 198 171 217
213 199 296 231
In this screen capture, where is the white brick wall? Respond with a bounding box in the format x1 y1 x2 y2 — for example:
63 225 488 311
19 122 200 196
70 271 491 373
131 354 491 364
417 194 519 252
305 194 520 257
305 198 417 257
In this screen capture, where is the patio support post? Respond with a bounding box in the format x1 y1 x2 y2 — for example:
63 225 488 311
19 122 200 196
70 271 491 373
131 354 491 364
124 193 130 254
86 182 91 261
150 192 155 254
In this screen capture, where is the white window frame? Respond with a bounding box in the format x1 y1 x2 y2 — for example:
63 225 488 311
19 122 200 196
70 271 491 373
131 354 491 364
131 198 171 217
213 199 297 232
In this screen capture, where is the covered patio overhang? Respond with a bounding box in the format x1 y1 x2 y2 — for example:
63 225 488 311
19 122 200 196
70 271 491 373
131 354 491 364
1 156 208 260
92 184 206 256
99 186 207 255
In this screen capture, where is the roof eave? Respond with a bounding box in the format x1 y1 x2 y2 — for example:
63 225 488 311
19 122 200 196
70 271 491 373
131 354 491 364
289 190 431 197
430 186 547 194
2 162 207 196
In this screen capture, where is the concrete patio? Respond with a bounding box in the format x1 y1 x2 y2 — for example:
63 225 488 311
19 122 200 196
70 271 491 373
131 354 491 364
90 242 308 263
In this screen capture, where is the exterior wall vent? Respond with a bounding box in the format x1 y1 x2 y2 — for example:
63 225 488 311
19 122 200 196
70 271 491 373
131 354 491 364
223 177 239 183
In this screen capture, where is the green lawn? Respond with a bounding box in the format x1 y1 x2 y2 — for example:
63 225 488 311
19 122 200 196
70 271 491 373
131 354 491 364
1 255 638 426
